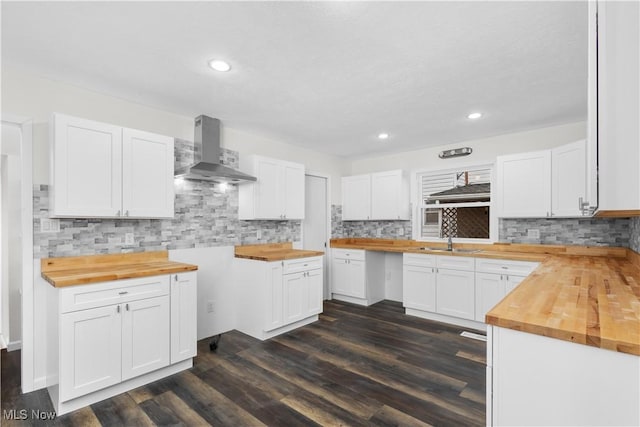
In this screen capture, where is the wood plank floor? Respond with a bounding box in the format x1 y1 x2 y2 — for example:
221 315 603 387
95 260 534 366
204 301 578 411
2 300 486 426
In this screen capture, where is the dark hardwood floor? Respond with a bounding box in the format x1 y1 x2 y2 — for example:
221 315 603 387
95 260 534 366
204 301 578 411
2 300 486 426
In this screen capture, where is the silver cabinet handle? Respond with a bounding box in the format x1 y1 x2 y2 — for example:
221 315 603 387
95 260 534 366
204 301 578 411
506 275 509 281
501 266 508 270
119 291 128 295
125 210 129 217
117 305 121 313
126 303 129 311
116 210 121 216
175 274 178 281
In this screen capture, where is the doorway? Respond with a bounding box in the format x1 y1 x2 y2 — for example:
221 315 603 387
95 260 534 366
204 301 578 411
1 115 34 393
303 173 330 299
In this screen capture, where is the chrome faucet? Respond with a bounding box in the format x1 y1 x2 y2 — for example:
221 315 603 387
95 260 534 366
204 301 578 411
447 235 453 251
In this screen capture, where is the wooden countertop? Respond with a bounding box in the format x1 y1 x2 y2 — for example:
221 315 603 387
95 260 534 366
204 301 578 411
42 251 198 287
235 242 324 261
331 238 640 356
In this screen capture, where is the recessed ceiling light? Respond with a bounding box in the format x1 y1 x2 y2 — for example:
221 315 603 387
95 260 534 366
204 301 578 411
467 112 483 120
378 133 389 140
208 59 231 72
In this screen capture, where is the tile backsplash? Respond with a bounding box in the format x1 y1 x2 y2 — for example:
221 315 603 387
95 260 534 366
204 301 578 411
34 140 300 258
630 217 640 253
331 204 412 240
499 217 630 247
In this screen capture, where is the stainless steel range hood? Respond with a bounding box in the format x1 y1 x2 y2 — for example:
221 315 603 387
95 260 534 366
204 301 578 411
174 115 256 183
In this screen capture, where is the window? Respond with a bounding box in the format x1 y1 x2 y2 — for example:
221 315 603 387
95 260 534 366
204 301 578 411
416 165 493 241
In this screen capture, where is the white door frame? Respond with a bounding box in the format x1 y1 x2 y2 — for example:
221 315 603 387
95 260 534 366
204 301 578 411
303 171 332 299
1 114 34 393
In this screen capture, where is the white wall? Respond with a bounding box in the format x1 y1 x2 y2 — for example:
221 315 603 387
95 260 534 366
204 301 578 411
1 67 348 201
349 122 587 175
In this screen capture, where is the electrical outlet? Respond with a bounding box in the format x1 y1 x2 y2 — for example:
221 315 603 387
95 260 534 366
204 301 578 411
206 300 215 313
527 229 540 239
125 233 134 245
39 218 60 233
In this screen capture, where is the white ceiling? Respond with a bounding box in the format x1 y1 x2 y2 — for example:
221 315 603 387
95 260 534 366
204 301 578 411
1 1 587 158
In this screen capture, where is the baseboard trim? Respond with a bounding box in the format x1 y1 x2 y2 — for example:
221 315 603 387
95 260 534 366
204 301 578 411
405 308 487 332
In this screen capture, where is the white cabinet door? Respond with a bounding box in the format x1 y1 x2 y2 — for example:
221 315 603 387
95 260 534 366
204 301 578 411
283 272 306 324
121 295 170 381
331 258 350 295
60 304 122 401
306 268 323 315
342 175 371 220
552 140 587 217
52 113 123 217
170 272 197 363
497 150 551 217
475 272 505 322
596 1 640 213
284 163 305 219
402 264 436 312
505 275 526 294
349 259 367 298
264 262 284 332
436 269 475 320
371 170 409 220
255 158 283 219
122 128 174 218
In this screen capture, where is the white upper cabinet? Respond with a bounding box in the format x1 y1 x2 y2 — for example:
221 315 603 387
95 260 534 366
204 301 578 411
122 128 175 218
551 140 587 217
497 150 551 218
592 1 640 214
52 114 123 218
342 170 409 221
497 140 587 218
51 113 174 219
371 170 410 220
239 155 305 220
342 174 371 220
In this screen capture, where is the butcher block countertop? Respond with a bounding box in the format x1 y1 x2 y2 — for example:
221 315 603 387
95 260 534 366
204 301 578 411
331 238 640 356
235 242 324 261
42 251 198 287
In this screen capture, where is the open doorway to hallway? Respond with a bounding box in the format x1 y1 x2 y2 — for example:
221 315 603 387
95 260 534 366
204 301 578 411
303 173 330 299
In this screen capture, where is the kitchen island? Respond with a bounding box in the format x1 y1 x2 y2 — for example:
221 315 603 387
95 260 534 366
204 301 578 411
234 242 325 340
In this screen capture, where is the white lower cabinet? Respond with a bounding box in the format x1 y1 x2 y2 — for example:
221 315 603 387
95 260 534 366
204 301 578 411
436 268 475 320
235 256 323 340
60 304 122 401
403 254 476 321
475 259 539 323
403 254 540 328
402 264 436 312
50 273 197 414
170 272 198 363
331 249 385 306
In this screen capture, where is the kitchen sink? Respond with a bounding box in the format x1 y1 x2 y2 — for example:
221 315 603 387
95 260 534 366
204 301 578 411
417 247 482 254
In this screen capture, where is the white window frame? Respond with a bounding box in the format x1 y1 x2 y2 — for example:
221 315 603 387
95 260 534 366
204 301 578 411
411 162 497 243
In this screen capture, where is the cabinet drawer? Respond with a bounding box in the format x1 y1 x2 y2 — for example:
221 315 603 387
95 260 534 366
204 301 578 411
283 256 323 274
60 275 170 314
476 258 539 276
403 253 436 268
331 248 365 261
436 255 475 271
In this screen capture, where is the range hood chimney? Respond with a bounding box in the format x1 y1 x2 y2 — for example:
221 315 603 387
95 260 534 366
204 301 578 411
174 115 256 183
